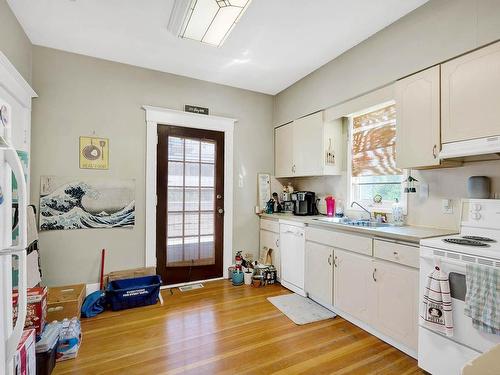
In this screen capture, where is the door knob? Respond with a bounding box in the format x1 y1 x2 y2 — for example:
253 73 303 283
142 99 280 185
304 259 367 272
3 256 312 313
218 208 225 214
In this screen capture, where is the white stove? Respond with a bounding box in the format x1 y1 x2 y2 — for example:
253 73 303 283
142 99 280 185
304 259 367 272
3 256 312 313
418 199 500 375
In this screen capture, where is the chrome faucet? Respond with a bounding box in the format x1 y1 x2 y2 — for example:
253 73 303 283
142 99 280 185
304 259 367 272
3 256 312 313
350 201 372 220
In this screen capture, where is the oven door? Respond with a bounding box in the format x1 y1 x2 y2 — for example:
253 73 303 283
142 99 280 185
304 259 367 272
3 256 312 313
420 246 500 352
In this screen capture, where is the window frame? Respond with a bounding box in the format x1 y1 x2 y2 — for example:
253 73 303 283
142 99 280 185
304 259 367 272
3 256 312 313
346 101 408 215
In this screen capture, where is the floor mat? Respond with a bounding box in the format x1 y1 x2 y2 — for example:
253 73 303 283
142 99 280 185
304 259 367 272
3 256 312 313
267 293 336 325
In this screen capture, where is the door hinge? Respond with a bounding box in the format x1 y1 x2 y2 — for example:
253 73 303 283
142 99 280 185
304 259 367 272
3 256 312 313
155 194 158 206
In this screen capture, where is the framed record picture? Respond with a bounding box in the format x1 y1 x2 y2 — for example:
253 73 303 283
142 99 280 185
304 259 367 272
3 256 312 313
79 136 109 169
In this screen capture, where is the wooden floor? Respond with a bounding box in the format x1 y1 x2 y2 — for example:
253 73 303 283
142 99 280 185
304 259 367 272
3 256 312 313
54 280 423 375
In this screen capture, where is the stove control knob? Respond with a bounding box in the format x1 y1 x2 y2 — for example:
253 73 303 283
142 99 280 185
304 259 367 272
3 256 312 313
471 203 482 212
472 212 481 220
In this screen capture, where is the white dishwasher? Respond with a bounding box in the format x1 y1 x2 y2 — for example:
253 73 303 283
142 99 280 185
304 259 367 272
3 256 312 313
279 221 306 296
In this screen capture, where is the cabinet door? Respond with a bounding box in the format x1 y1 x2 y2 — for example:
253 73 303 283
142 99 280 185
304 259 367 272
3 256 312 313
280 225 305 289
275 124 294 178
442 41 500 143
395 66 440 168
292 112 324 176
305 241 333 306
372 260 419 351
259 229 280 280
334 249 375 323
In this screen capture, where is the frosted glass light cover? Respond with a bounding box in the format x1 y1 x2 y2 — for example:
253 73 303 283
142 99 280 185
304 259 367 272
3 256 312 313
179 0 252 47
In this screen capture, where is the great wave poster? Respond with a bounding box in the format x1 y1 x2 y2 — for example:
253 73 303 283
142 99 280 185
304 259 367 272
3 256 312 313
39 176 135 231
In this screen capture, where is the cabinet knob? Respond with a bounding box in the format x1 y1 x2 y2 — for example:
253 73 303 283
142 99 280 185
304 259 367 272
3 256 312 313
372 268 377 282
333 256 338 268
328 254 332 266
432 144 438 159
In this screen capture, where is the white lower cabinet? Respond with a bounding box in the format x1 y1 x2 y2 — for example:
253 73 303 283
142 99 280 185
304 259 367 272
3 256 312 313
334 248 376 324
305 241 333 306
270 221 419 355
259 228 281 279
372 259 419 351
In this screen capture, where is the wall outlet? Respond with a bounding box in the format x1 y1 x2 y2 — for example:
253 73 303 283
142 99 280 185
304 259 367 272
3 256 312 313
442 199 453 214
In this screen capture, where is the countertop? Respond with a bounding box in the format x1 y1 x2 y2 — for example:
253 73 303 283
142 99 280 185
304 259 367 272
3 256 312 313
259 213 458 244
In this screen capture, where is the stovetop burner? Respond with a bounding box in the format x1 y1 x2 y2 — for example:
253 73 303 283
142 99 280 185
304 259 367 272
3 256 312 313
443 238 491 247
462 236 496 242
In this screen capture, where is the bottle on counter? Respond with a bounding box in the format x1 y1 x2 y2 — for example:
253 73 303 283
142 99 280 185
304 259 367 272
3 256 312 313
392 198 404 226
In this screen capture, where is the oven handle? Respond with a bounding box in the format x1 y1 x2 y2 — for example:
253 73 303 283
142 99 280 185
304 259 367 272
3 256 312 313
420 254 466 268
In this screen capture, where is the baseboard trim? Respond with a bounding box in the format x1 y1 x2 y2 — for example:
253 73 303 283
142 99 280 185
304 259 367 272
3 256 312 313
329 304 417 359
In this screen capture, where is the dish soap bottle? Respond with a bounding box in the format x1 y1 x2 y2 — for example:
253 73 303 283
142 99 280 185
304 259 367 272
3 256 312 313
392 198 404 226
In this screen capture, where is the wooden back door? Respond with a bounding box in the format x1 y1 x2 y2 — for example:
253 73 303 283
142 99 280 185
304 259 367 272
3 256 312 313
157 125 224 285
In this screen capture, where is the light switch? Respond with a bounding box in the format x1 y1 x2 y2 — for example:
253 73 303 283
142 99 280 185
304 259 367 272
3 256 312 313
442 199 453 214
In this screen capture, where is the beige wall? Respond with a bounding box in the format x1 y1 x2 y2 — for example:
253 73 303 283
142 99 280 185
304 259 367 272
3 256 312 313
274 0 500 126
273 0 500 231
0 0 32 83
31 46 274 286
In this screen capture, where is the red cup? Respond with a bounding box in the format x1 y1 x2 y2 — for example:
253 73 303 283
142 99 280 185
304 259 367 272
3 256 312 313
325 196 335 217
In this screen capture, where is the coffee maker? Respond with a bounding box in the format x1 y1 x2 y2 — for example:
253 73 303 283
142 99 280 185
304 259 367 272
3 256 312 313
280 192 294 213
291 191 317 216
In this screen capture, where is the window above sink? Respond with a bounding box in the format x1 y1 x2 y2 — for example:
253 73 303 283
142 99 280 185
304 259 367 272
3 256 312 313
347 102 407 214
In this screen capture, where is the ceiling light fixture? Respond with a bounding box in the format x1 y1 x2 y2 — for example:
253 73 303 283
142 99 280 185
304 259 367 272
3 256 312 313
168 0 252 47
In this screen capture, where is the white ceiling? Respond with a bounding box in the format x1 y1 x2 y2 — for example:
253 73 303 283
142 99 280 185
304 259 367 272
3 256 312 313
8 0 428 94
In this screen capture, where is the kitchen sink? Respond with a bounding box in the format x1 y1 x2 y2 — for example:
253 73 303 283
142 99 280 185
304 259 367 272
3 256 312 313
343 220 392 228
312 217 392 228
312 217 349 224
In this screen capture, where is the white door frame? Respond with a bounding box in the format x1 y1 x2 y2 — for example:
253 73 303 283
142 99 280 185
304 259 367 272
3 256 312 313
142 105 236 279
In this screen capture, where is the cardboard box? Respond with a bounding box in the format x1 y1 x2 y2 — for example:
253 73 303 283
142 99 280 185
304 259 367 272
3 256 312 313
15 329 36 375
13 287 48 336
47 284 85 322
104 266 157 287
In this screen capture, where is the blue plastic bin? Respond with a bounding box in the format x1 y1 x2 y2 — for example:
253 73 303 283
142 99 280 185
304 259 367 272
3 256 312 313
106 275 161 311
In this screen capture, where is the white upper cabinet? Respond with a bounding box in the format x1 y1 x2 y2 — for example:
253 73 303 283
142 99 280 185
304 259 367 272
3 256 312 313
442 41 500 143
395 66 441 169
275 123 294 178
292 112 324 176
274 112 343 178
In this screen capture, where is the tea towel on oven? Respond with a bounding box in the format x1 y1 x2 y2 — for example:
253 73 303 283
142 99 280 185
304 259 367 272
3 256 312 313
421 265 454 337
464 263 500 335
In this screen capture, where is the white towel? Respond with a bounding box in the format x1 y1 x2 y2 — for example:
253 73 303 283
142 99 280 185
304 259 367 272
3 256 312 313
421 265 454 337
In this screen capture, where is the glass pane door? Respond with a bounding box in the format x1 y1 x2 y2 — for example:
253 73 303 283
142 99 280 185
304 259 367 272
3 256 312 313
166 136 216 267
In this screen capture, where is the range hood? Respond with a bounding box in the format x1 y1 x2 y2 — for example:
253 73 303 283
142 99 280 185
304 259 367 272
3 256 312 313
440 136 500 159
